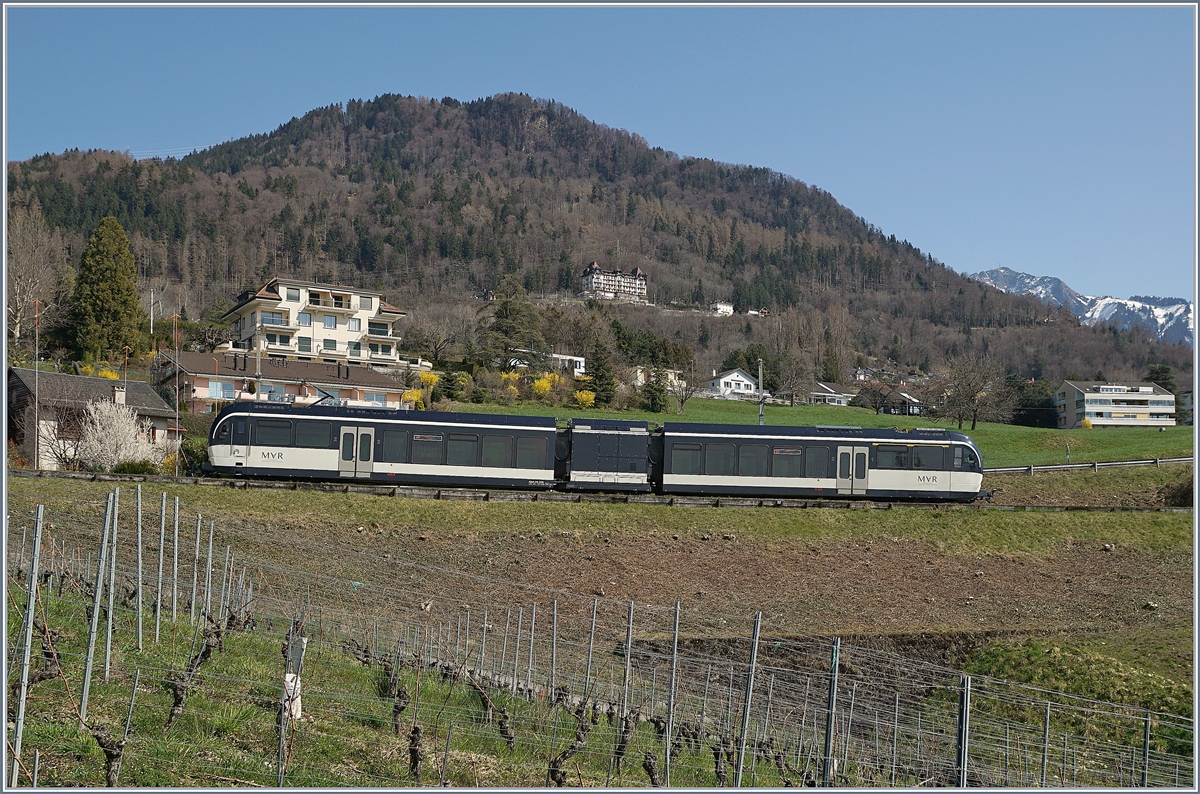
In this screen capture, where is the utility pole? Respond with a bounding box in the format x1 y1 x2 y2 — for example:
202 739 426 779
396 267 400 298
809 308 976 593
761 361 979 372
758 357 765 426
33 299 41 470
123 345 133 394
173 314 181 476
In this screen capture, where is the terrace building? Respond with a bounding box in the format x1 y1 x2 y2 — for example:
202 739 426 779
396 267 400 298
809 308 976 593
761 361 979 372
223 278 407 369
1053 380 1176 428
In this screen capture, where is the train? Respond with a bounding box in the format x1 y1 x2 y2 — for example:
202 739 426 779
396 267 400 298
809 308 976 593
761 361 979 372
205 402 985 501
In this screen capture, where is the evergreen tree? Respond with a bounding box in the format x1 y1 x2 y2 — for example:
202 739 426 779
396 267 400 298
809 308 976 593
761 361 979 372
1145 364 1176 394
70 217 144 362
642 370 669 413
480 275 545 369
588 339 618 405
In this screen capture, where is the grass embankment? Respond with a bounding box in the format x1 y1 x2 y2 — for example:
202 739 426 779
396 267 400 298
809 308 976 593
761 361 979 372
986 464 1193 507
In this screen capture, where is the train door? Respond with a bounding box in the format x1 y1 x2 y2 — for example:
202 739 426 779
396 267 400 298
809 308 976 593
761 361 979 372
338 426 376 478
836 445 869 495
230 415 249 467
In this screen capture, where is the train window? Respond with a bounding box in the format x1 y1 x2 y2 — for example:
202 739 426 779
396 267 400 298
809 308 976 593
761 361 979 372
705 444 736 476
255 420 292 447
412 433 445 465
447 433 479 466
359 433 372 461
295 421 331 448
382 431 408 463
839 452 851 479
213 421 231 443
515 436 547 469
341 432 355 461
954 447 978 470
877 445 910 469
671 443 701 475
482 435 513 468
771 448 803 478
855 453 867 479
739 445 770 477
913 446 944 470
805 446 830 478
954 448 963 469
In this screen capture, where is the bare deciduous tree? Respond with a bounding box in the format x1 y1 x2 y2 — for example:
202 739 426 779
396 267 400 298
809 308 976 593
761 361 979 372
932 351 1017 430
7 199 72 343
669 360 702 414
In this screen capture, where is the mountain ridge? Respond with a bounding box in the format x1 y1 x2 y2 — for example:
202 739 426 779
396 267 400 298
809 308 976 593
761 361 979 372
967 267 1193 347
7 92 1192 384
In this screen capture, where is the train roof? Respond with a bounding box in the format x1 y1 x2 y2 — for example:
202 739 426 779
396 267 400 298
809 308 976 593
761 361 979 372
661 422 977 445
568 418 649 432
211 401 556 429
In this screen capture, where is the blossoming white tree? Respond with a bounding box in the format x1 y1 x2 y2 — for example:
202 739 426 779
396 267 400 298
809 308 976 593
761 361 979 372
75 400 173 471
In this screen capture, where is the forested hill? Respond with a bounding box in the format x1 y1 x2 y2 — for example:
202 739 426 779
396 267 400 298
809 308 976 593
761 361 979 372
7 92 1191 383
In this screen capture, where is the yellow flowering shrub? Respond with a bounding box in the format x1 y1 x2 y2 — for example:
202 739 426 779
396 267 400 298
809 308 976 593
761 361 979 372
500 371 520 385
401 389 425 410
97 368 120 380
532 373 560 400
419 372 440 389
574 390 596 408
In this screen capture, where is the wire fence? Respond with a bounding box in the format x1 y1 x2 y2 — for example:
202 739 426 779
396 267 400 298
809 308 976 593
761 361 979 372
984 456 1193 475
6 489 1195 788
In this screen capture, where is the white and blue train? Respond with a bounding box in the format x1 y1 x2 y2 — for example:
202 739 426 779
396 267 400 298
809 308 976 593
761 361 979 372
205 403 985 501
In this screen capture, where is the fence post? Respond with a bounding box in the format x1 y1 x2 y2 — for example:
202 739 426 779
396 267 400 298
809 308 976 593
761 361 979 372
665 600 681 787
1142 714 1152 791
1040 702 1051 787
700 664 712 736
189 515 201 624
511 607 523 694
955 674 971 787
733 611 762 788
525 603 536 692
155 492 165 642
171 497 179 623
478 609 488 673
550 601 558 692
891 691 900 785
136 485 144 650
621 600 633 717
498 609 510 680
581 598 598 705
103 487 120 682
10 504 45 786
113 668 141 785
203 521 215 618
821 637 841 787
80 492 114 725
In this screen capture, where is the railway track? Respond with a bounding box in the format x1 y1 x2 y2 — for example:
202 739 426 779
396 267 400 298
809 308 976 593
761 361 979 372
10 468 1192 514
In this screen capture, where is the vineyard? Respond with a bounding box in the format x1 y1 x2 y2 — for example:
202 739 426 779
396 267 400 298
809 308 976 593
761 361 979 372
6 485 1193 787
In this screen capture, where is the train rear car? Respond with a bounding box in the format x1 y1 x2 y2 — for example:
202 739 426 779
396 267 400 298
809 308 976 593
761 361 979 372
655 423 982 501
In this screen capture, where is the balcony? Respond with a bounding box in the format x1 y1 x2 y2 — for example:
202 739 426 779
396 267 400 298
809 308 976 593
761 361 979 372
366 326 399 339
307 297 362 313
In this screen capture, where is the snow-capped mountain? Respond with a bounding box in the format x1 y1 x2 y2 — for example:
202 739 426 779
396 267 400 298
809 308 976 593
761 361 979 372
968 267 1193 346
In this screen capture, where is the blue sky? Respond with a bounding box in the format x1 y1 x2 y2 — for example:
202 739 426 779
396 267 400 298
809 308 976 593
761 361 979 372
4 5 1196 301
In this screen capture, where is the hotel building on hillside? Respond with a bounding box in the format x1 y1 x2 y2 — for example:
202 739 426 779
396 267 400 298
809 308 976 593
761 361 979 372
579 262 648 303
222 278 408 369
1053 380 1176 428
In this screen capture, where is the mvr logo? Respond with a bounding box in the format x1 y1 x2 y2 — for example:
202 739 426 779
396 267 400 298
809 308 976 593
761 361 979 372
261 451 284 460
917 475 938 483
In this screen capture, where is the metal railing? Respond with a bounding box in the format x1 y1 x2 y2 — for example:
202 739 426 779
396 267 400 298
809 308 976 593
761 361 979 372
985 456 1192 475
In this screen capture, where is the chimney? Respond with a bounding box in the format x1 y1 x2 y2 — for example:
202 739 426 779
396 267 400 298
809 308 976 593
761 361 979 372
712 369 717 378
112 385 126 405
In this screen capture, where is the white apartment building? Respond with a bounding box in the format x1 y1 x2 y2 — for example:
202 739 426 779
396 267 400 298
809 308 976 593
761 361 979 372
223 278 407 368
709 301 734 316
1053 380 1176 429
579 262 648 302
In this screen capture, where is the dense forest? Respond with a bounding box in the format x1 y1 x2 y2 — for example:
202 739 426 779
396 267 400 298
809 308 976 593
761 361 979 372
6 91 1191 386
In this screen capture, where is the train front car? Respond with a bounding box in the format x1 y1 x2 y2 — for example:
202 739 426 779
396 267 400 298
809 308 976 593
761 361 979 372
205 402 558 489
656 423 984 502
